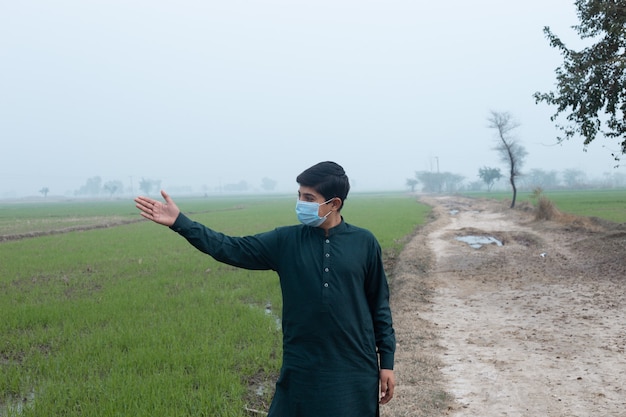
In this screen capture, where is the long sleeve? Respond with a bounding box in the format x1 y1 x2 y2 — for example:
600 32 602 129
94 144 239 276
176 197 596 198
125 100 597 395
364 237 396 370
169 213 279 271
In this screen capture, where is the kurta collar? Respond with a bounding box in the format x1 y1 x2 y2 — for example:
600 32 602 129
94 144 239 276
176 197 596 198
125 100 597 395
311 217 347 237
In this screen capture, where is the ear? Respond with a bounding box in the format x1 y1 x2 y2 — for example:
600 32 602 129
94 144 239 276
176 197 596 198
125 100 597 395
331 197 343 211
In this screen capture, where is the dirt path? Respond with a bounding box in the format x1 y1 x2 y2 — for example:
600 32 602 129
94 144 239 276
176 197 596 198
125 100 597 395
383 196 626 417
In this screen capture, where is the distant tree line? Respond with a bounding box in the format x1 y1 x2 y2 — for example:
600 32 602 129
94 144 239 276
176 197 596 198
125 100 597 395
69 176 279 198
74 176 126 197
407 167 626 194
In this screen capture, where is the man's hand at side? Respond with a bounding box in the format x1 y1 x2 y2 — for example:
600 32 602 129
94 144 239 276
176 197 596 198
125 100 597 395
379 369 395 405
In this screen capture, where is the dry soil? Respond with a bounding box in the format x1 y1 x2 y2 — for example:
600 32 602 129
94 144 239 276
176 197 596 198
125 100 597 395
383 195 626 417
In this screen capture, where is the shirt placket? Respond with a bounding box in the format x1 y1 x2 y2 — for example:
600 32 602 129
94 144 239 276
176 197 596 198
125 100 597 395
322 237 331 304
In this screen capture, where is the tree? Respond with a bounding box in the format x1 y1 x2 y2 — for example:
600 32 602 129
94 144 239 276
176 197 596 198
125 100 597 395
260 177 277 192
405 178 419 192
600 171 626 187
439 172 465 193
533 0 626 163
414 171 440 193
139 178 161 196
467 180 484 191
39 187 49 197
562 168 587 188
223 180 248 192
75 176 102 196
523 169 560 190
488 111 527 208
477 166 502 191
103 180 124 197
415 171 464 193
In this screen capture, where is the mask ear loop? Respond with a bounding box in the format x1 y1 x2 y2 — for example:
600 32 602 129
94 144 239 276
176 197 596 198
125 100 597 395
321 198 336 219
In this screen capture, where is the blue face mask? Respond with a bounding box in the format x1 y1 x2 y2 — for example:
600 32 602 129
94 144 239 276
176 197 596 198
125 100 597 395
295 198 334 227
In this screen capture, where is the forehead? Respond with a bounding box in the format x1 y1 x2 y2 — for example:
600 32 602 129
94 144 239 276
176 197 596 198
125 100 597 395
298 185 323 199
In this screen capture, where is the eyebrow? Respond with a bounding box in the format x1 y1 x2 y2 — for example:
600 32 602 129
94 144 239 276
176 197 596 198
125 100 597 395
298 191 318 199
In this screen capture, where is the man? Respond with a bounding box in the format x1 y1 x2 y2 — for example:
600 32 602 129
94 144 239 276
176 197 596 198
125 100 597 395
134 161 395 416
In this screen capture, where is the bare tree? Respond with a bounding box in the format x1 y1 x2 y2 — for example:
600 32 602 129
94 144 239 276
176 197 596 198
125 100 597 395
488 111 527 208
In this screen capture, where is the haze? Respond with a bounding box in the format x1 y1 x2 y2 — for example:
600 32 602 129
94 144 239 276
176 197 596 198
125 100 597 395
1 0 623 198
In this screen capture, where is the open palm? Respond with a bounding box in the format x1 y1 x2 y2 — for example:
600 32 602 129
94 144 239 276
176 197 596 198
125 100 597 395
134 190 180 227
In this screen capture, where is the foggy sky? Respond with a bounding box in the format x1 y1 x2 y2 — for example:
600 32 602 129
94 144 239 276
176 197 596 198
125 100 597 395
1 0 624 198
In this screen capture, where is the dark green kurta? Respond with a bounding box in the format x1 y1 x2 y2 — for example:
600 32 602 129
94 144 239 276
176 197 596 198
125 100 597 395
170 214 395 417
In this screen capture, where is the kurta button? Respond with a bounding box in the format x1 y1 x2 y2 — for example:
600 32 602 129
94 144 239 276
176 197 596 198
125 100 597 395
325 239 330 243
324 283 329 288
325 253 330 258
324 267 329 272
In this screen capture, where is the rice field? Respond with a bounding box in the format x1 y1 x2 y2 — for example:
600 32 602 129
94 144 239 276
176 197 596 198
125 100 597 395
0 193 429 417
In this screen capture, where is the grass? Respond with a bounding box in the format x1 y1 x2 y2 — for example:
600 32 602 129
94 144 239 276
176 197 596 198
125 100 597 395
0 192 428 416
463 189 626 224
0 200 138 236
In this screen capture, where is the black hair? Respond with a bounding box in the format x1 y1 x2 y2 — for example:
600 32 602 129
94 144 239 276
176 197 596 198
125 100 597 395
296 161 350 210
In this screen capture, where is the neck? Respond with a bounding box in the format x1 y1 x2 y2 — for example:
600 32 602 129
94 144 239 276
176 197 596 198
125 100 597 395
320 212 342 235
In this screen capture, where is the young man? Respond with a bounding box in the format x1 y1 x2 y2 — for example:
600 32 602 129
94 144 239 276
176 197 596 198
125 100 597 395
134 161 395 416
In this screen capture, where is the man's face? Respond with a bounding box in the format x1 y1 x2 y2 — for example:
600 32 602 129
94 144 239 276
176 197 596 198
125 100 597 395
297 185 335 217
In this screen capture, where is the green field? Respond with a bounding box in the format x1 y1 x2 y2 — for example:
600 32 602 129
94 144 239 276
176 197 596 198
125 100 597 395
0 193 429 417
464 189 626 223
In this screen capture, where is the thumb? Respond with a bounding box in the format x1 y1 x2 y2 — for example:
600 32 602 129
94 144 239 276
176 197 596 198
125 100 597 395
160 189 171 203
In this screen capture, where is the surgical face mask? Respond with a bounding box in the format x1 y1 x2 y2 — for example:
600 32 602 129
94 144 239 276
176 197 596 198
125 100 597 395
295 198 334 227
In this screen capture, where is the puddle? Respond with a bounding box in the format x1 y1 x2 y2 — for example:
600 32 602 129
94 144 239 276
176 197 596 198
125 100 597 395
456 235 503 249
264 303 281 330
0 391 35 416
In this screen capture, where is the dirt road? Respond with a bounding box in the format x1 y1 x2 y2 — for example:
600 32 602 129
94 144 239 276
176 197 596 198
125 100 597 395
383 196 626 417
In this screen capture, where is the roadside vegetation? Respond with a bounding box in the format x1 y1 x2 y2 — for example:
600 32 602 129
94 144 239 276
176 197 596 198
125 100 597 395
463 189 626 224
0 193 428 417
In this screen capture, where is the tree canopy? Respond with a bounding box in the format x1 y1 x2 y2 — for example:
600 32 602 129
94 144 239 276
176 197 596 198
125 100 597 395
478 166 503 191
534 0 626 162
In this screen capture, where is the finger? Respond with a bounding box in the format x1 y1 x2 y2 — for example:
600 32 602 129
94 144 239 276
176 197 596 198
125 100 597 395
380 389 391 405
379 379 394 405
385 380 395 404
135 196 156 207
161 190 171 202
135 199 154 212
385 381 395 402
379 380 388 403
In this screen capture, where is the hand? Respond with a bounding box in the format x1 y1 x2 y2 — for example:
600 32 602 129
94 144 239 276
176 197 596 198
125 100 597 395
134 190 180 227
379 369 395 405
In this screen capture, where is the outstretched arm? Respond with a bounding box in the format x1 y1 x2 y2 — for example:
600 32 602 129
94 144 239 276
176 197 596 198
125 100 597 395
134 190 180 227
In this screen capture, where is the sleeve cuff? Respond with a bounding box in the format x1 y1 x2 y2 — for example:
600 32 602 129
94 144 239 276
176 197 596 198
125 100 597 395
379 354 394 370
169 212 192 233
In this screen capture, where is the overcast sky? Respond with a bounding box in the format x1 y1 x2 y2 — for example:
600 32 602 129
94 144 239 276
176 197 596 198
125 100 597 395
1 0 623 198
